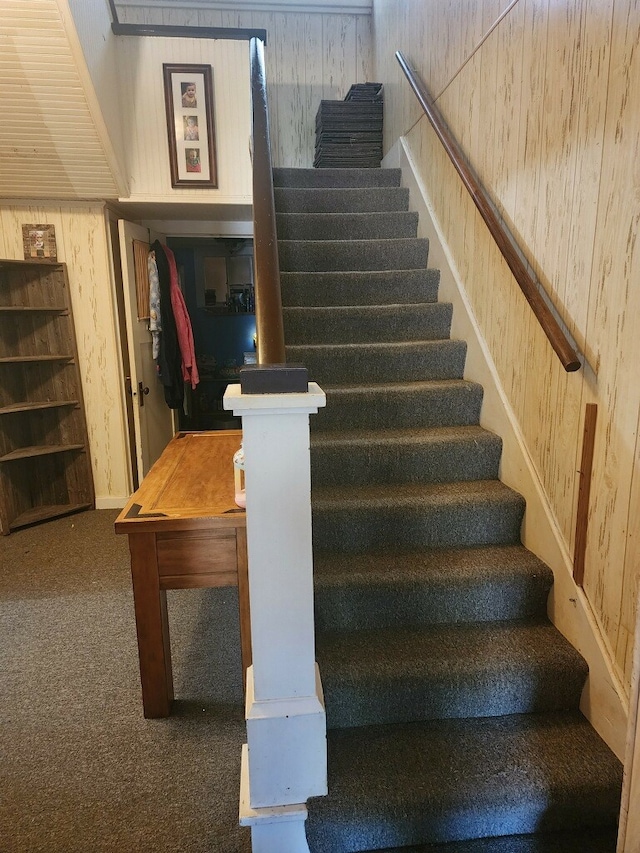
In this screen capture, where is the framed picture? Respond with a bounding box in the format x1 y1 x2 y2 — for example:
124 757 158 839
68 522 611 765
22 224 57 260
163 63 218 188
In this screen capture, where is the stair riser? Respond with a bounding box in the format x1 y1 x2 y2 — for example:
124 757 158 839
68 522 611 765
311 498 525 552
281 269 441 306
314 384 483 431
314 574 551 632
279 238 429 272
321 662 587 729
311 435 502 487
274 167 402 188
293 342 467 385
365 829 620 853
276 212 419 240
284 303 452 344
275 186 410 213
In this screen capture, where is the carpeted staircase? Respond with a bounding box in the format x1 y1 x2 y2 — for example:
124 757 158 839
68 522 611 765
273 166 623 853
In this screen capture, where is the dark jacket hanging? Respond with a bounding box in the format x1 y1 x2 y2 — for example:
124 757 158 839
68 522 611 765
151 240 183 409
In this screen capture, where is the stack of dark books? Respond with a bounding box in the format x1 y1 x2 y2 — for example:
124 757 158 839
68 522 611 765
314 83 383 168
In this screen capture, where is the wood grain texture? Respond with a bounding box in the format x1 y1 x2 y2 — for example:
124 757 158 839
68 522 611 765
620 581 640 848
117 4 372 168
0 260 94 533
584 0 640 686
157 529 237 578
115 430 243 523
376 0 640 689
397 53 580 371
116 35 252 202
129 530 174 718
0 203 131 505
116 430 251 716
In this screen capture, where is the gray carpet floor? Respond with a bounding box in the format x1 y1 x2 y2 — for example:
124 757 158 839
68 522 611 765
0 509 251 853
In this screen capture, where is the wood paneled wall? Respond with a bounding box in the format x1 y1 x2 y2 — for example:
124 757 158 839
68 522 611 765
373 0 640 691
0 204 131 506
116 36 252 203
117 4 372 169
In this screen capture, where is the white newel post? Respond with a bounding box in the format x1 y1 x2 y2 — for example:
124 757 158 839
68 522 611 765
224 380 327 853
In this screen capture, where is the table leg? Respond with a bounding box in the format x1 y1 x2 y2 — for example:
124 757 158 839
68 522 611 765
128 532 174 718
236 526 252 682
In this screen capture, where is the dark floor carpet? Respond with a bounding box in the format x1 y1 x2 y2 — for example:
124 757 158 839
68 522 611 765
0 509 250 853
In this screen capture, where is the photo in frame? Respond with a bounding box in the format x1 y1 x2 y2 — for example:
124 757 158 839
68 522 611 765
163 64 218 188
22 224 57 261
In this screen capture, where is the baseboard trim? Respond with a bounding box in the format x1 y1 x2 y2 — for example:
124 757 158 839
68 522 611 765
95 496 128 510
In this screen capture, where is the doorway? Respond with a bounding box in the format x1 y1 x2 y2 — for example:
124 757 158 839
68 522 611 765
113 223 255 485
170 237 256 432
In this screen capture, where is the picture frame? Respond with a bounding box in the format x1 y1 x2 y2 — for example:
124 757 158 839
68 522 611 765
22 224 57 261
163 63 218 189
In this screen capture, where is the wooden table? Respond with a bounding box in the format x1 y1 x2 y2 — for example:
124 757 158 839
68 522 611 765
115 430 250 718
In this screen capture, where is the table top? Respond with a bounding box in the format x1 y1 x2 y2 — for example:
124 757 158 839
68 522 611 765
115 430 245 534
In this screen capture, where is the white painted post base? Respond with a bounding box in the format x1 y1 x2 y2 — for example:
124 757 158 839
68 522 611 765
224 381 327 848
245 664 327 808
239 745 311 853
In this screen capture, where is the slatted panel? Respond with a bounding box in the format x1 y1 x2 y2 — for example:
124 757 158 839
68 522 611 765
375 0 640 689
0 1 120 199
584 0 640 683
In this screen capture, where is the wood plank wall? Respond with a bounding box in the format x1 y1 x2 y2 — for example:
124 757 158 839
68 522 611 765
373 0 640 692
116 35 252 203
0 204 132 506
117 4 372 171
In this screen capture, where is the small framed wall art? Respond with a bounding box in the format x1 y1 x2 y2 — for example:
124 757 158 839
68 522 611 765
163 63 218 189
22 224 57 261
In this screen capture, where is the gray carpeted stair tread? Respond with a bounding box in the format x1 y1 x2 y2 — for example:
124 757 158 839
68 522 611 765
310 425 502 486
313 544 553 631
315 379 483 431
312 424 497 447
316 619 588 729
280 269 441 306
277 166 622 852
362 827 619 853
312 480 524 512
290 340 467 385
283 302 453 344
313 479 524 509
274 167 401 188
312 480 525 551
305 711 623 853
276 211 419 240
275 186 410 213
279 238 429 272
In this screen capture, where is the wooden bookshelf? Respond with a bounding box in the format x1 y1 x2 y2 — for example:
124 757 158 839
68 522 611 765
0 259 95 534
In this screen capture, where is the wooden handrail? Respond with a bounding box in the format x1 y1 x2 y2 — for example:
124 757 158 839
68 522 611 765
250 37 286 365
396 51 581 373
